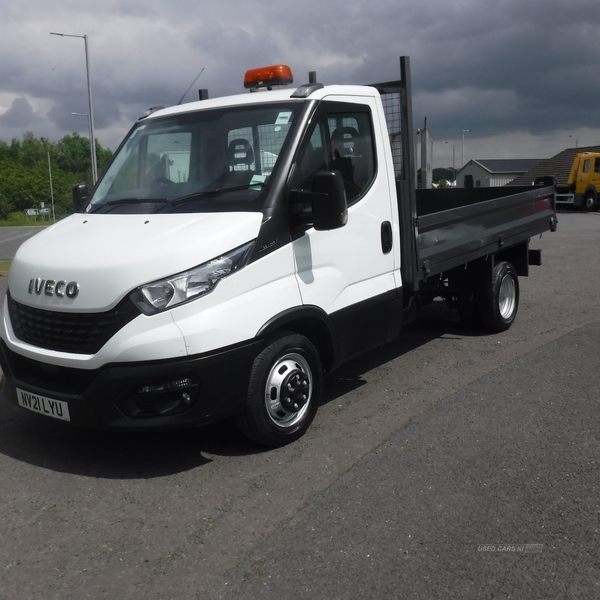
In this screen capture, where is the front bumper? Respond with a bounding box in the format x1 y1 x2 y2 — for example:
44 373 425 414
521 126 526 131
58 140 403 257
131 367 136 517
555 193 575 205
0 338 261 430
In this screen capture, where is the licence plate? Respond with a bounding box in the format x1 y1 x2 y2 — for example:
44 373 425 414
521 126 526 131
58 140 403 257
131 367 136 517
16 388 71 422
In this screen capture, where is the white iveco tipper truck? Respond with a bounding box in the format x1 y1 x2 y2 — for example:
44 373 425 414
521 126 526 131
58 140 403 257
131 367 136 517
0 58 557 446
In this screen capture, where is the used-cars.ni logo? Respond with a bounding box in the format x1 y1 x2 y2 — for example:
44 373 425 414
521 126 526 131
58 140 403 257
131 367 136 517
28 278 79 298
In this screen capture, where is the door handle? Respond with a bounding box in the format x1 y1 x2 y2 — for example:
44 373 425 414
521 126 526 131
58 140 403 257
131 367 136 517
381 221 393 254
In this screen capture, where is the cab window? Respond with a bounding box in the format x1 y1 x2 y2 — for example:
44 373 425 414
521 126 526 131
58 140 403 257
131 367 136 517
295 105 376 205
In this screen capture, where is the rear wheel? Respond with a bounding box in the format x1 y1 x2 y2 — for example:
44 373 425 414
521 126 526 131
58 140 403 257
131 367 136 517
235 333 322 447
478 261 519 332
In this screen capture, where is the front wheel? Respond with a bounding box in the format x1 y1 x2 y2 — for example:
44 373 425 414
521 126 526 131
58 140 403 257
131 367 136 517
583 192 596 212
478 261 519 332
235 333 322 447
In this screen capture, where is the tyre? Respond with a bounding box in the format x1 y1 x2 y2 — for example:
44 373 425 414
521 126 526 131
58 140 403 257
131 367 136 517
478 261 519 332
583 192 596 212
235 333 322 447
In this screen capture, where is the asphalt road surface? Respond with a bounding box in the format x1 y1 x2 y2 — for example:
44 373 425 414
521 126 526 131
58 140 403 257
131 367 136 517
0 212 599 599
0 226 43 262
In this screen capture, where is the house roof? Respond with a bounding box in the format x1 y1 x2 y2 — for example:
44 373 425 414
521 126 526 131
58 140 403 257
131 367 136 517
456 158 546 179
468 158 546 174
509 146 600 185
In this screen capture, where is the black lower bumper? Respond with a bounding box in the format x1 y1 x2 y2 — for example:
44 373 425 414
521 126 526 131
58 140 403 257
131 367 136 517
0 339 261 430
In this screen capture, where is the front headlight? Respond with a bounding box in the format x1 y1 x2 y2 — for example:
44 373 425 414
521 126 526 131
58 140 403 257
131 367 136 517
130 241 254 315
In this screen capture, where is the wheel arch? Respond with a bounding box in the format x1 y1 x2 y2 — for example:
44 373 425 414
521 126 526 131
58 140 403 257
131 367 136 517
257 306 338 374
584 185 598 200
495 241 529 276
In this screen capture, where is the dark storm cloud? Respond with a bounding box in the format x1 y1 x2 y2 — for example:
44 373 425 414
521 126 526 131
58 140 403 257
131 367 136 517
0 97 41 130
308 0 600 141
1 0 599 161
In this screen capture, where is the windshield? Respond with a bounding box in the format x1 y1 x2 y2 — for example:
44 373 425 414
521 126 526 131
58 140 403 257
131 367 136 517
88 102 302 214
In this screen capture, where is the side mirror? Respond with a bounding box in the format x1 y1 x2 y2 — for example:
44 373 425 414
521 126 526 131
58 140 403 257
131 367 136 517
311 171 348 231
72 183 89 212
290 170 348 232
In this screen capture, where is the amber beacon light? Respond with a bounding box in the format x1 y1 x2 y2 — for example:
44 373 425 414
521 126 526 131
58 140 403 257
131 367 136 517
244 65 294 89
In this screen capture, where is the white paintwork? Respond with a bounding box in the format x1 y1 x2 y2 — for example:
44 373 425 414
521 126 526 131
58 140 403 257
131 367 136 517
145 86 381 121
1 224 302 368
292 93 399 314
8 212 262 311
171 244 302 355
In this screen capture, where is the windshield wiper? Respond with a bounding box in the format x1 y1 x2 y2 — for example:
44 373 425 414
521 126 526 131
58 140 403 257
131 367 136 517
155 183 264 212
90 198 169 213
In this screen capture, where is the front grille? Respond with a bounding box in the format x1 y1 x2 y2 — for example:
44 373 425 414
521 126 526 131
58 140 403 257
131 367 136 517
7 293 141 354
0 343 96 394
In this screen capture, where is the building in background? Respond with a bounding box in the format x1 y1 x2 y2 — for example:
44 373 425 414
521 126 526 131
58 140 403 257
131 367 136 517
456 158 545 188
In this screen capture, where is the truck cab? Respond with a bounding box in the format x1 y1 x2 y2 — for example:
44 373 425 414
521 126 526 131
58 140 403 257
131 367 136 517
556 151 600 211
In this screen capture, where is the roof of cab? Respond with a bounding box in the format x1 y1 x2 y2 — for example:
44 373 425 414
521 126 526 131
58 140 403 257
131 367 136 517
142 84 379 121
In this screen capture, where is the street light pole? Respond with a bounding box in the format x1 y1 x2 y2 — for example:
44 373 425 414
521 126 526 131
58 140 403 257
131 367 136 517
462 129 471 168
446 141 456 182
47 152 56 223
50 32 98 184
453 145 455 180
71 112 93 176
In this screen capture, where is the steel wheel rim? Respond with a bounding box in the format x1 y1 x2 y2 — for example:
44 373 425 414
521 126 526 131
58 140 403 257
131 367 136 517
498 274 516 319
265 352 313 428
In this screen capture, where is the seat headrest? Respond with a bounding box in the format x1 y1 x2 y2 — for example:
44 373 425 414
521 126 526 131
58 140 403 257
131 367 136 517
331 126 359 141
227 138 255 166
331 127 360 156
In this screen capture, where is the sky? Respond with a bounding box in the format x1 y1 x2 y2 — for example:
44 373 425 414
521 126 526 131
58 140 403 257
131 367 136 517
1 0 599 170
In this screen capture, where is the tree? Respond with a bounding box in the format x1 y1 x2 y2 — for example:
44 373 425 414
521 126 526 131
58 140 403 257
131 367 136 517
433 167 457 184
0 132 113 219
55 133 94 174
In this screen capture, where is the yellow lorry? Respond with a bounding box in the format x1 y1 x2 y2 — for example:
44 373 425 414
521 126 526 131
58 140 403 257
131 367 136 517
556 152 600 211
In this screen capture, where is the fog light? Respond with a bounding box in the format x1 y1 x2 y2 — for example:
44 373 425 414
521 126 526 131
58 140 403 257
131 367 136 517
137 377 193 395
119 376 199 418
